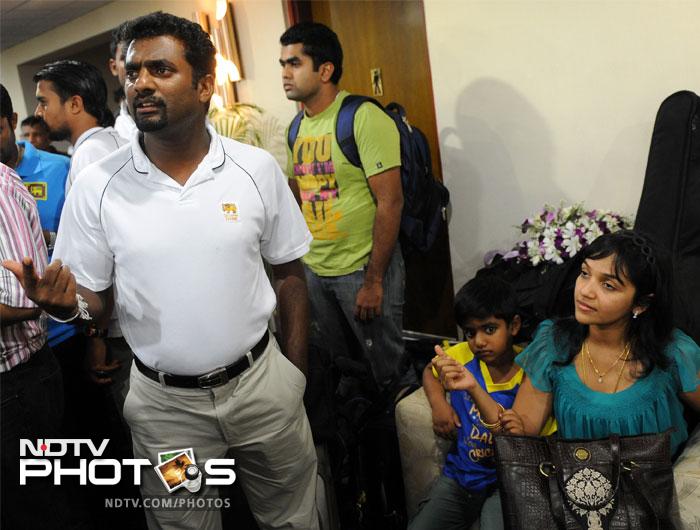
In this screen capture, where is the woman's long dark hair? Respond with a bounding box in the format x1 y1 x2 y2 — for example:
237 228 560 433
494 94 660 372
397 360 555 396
554 230 674 376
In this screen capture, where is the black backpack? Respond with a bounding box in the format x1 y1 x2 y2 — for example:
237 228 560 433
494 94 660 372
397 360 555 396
287 95 450 254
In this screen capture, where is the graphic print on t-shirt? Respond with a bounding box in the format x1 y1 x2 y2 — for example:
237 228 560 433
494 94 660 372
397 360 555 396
292 133 346 241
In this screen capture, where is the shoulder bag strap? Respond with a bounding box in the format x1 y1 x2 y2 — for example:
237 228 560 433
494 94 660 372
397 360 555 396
287 110 304 153
336 95 383 169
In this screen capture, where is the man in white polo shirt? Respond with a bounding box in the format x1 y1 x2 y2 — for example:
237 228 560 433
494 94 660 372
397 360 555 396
6 12 318 530
33 60 125 194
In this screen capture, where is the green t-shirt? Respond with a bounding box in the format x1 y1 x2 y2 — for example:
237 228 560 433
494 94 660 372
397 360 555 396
286 91 401 276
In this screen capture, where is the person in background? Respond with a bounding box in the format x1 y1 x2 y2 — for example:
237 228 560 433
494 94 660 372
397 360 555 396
33 58 130 403
0 162 69 529
108 21 137 141
0 84 80 382
20 115 61 154
280 22 413 398
33 59 124 194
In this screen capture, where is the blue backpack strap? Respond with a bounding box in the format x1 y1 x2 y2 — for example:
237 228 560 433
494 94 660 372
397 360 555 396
336 95 383 168
287 109 305 153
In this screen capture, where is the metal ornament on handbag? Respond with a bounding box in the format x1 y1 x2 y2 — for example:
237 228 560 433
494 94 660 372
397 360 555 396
564 467 616 529
494 430 679 530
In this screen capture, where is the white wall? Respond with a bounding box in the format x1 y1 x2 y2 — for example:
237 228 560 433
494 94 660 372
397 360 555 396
423 0 700 292
0 0 295 128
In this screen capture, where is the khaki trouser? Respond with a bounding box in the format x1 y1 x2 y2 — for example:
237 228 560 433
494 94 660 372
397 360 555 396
123 335 319 530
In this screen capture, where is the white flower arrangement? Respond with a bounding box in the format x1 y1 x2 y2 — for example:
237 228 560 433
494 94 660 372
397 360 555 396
500 203 633 267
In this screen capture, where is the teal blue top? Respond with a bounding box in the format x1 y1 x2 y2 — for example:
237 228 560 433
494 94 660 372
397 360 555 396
516 320 700 455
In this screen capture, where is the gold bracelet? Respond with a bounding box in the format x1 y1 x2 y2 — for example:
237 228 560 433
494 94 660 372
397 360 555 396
478 402 505 430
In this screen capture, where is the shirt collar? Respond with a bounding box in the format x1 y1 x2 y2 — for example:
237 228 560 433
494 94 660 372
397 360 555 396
305 90 348 121
73 126 104 151
130 123 225 187
15 141 39 175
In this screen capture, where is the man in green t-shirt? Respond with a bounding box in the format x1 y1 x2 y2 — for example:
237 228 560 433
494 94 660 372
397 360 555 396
280 22 410 393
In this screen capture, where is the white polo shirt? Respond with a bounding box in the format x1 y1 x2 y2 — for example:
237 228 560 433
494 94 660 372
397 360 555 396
54 124 312 375
66 126 125 195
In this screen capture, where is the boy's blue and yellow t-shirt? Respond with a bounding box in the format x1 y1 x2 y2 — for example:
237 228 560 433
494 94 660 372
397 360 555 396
434 342 556 493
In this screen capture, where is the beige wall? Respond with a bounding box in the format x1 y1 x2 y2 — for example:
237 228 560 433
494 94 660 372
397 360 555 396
233 0 298 126
1 0 295 128
424 0 700 291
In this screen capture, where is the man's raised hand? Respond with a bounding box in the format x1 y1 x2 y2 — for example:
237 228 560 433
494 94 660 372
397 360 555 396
2 257 78 319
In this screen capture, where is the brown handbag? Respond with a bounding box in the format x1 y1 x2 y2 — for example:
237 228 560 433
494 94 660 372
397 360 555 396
494 430 679 530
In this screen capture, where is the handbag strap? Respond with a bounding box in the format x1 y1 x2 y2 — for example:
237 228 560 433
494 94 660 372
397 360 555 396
547 471 567 529
624 467 663 529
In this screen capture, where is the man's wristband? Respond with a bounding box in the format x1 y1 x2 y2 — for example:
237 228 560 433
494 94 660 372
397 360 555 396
46 293 92 323
47 231 57 251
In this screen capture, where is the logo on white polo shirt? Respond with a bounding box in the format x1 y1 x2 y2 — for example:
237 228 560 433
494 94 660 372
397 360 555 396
221 202 239 222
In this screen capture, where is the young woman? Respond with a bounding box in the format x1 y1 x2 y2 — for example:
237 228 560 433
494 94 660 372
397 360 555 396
501 231 700 453
437 230 700 455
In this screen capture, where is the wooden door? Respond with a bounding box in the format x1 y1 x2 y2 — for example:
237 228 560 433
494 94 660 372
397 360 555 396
289 0 456 337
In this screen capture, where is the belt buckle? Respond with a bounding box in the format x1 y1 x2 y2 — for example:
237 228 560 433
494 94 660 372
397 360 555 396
197 367 229 388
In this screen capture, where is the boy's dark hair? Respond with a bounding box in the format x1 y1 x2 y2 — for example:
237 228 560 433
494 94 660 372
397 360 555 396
280 22 343 84
123 11 216 87
33 60 114 127
454 275 519 327
0 84 13 121
109 21 129 60
21 116 48 129
554 229 673 376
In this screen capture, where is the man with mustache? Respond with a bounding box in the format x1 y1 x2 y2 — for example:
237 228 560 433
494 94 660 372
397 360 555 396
6 11 319 530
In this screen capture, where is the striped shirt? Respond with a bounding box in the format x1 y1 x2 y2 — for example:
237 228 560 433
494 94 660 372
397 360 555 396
0 163 48 371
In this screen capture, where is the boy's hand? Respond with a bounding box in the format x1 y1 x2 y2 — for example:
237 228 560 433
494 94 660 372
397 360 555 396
432 345 477 391
500 409 525 435
431 400 461 439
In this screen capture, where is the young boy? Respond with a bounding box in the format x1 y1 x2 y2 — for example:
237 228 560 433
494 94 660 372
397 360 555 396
410 275 553 530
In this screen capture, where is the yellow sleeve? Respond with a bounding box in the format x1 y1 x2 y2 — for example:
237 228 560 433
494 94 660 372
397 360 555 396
430 342 475 378
540 417 558 436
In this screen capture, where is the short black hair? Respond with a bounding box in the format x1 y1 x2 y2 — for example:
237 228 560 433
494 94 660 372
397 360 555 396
33 60 114 127
123 11 216 87
0 84 13 121
454 276 519 328
21 116 49 130
280 22 343 84
110 21 129 60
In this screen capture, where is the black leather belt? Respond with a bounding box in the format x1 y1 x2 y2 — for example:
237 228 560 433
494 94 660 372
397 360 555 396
133 331 269 388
